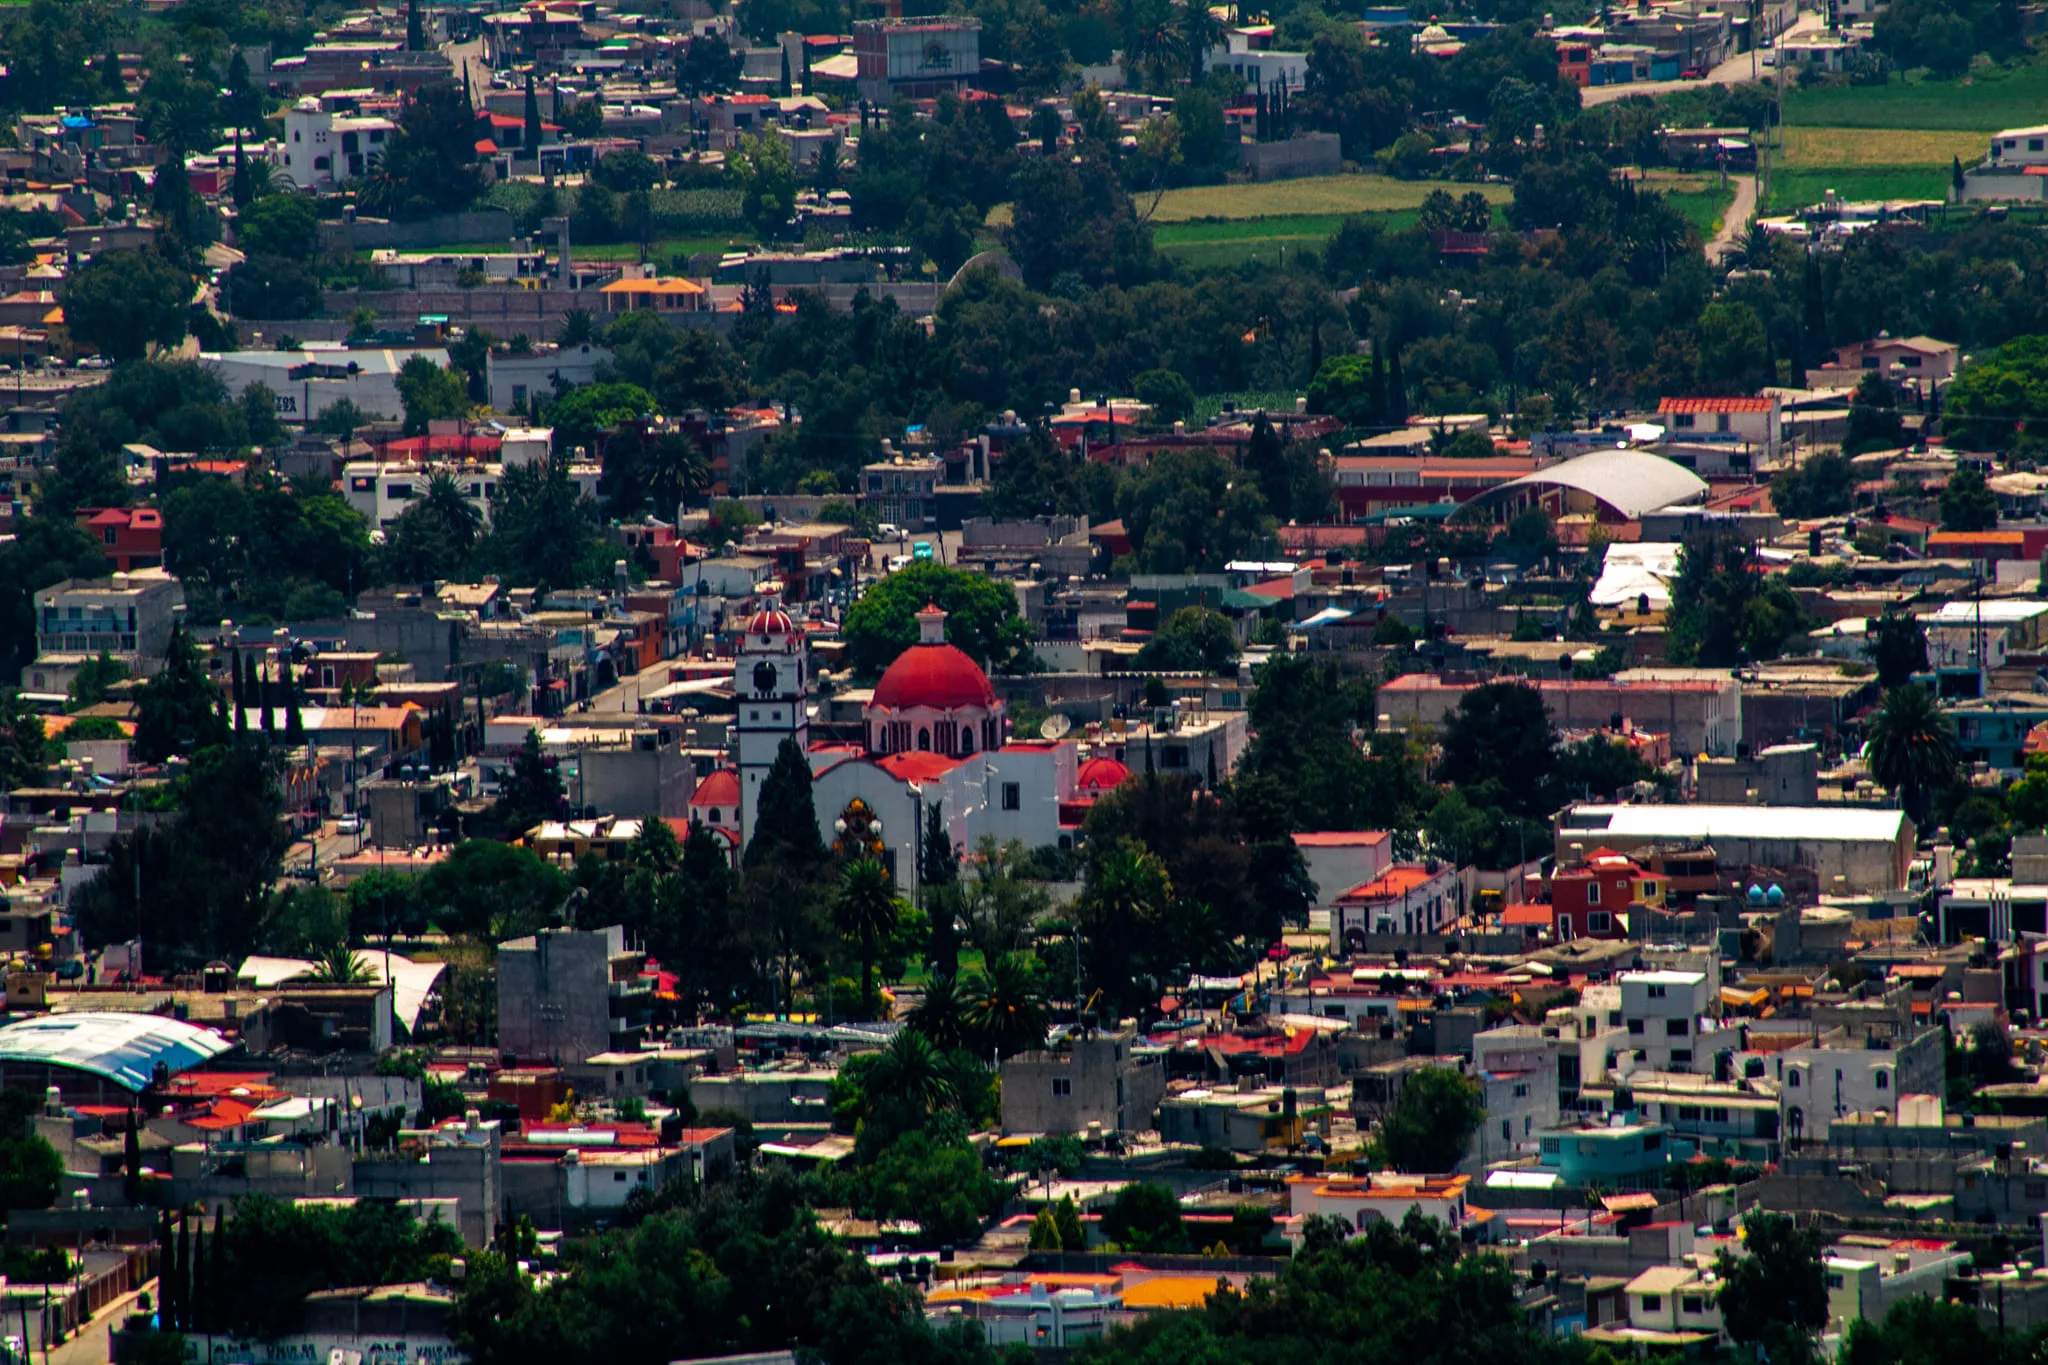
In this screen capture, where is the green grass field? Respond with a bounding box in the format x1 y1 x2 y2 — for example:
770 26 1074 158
1780 126 1987 168
1666 186 1738 235
1153 213 1391 267
1782 62 2048 130
1145 175 1513 222
1763 166 1951 212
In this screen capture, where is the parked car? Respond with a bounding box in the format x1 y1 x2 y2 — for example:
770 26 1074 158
336 813 362 835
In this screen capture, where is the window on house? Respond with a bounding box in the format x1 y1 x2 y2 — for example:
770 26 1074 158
1002 782 1021 811
1666 1018 1689 1036
1586 882 1600 904
1789 1070 1801 1087
1641 1296 1662 1313
1670 1050 1692 1065
1647 984 1667 998
1716 413 1732 432
1875 1070 1889 1090
1052 1077 1071 1097
614 1171 628 1182
1514 1083 1529 1099
1681 1297 1704 1315
1587 911 1612 933
1628 1018 1645 1034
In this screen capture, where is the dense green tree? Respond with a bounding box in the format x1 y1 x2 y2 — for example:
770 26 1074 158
1715 1211 1829 1362
842 561 1034 678
1436 680 1557 820
1117 448 1275 572
1133 606 1240 675
1769 451 1855 519
1941 466 1999 532
361 82 488 220
1944 337 2048 454
1665 536 1808 667
1099 1183 1186 1253
1865 608 1929 689
1372 1066 1485 1172
417 839 571 940
494 729 568 836
396 356 471 436
62 249 193 362
746 736 826 872
73 745 291 971
134 626 229 762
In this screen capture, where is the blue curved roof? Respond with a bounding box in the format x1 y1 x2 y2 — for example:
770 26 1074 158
0 1012 232 1092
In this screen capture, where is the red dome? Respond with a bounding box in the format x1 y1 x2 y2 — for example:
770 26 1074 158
1077 756 1133 792
691 768 740 807
746 609 795 636
871 644 998 711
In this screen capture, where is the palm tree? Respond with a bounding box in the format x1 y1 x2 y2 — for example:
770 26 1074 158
909 971 970 1050
833 858 900 1016
305 943 375 984
557 309 597 346
1865 684 1957 826
421 471 484 555
866 1028 956 1115
643 430 709 518
1178 0 1224 78
964 954 1053 1058
237 157 275 201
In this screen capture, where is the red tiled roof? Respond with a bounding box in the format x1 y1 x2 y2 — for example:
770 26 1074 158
1658 397 1774 414
1501 903 1554 926
1292 831 1390 847
875 752 965 782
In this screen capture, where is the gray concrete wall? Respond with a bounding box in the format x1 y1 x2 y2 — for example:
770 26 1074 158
497 927 617 1064
315 210 521 252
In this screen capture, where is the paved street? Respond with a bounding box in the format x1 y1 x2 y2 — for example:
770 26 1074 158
1580 12 1822 105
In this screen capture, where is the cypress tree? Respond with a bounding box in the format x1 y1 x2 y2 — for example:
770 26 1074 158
524 73 542 156
1388 345 1409 423
123 1115 141 1205
1801 250 1827 362
229 648 246 738
177 1212 192 1328
1789 324 1808 388
157 1210 178 1329
1369 349 1387 426
801 43 813 95
231 132 251 209
779 46 792 96
191 1226 209 1334
211 1208 229 1333
407 0 425 51
284 659 305 743
259 663 275 739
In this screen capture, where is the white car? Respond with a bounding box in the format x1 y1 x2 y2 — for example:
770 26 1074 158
336 814 363 835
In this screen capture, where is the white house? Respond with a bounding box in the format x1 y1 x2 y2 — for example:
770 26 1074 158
280 95 396 191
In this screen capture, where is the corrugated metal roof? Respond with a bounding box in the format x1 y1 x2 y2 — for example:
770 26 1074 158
0 1012 232 1092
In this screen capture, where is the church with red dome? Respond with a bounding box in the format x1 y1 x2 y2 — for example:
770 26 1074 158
729 599 1126 889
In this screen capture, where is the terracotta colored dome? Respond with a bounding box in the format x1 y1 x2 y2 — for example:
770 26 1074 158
871 643 998 711
1077 755 1133 793
746 608 795 636
691 768 740 807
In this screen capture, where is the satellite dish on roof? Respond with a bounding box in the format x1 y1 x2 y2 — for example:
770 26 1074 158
1041 714 1072 740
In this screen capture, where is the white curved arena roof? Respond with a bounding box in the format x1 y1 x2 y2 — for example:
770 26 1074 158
1481 449 1709 519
